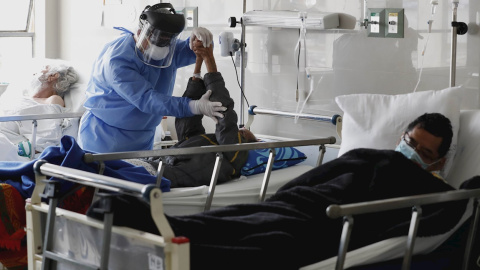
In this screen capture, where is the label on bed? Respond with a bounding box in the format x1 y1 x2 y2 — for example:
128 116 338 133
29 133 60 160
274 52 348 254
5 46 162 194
148 253 165 270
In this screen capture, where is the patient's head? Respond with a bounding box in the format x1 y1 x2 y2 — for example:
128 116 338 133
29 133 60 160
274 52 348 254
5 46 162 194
396 113 453 172
239 127 258 143
30 63 78 98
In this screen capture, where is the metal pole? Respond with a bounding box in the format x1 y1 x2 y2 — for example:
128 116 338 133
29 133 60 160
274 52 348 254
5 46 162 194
450 1 458 87
239 0 247 127
240 21 246 126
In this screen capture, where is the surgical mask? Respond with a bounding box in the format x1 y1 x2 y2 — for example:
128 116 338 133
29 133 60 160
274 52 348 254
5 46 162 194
144 45 170 61
395 139 440 170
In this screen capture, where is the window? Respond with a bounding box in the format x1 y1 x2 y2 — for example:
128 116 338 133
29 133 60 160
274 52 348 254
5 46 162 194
0 0 34 82
0 0 33 31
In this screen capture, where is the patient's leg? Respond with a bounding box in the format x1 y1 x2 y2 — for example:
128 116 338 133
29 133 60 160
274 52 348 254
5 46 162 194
160 152 235 188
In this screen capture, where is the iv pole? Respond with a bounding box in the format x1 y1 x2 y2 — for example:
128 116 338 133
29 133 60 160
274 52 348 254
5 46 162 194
449 0 468 87
239 0 246 127
450 0 459 87
227 2 247 127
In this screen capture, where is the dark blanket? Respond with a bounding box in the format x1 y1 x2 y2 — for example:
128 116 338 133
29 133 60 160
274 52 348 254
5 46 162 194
87 148 479 270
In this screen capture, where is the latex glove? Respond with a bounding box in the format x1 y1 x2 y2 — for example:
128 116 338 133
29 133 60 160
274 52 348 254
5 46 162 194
190 27 213 50
188 90 226 124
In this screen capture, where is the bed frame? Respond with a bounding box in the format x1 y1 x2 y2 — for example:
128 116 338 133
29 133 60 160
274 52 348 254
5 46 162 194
0 112 83 159
83 137 336 211
301 189 480 270
26 136 336 269
82 107 341 212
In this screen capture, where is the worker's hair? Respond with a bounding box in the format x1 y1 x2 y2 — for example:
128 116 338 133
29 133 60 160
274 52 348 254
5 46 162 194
405 113 453 158
47 64 78 97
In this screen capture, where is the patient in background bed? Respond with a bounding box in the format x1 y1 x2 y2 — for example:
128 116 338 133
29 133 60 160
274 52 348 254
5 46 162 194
394 112 452 182
143 38 257 188
0 63 78 160
89 112 480 270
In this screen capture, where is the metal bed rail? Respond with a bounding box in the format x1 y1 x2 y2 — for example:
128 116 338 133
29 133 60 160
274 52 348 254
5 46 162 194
84 137 337 211
26 160 189 270
325 188 480 270
0 112 84 160
245 105 343 138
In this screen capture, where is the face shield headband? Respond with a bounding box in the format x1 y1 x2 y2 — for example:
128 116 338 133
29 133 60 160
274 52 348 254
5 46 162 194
135 21 179 68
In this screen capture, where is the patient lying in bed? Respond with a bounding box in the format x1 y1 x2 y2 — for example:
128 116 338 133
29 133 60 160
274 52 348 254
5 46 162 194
88 113 480 270
143 39 257 188
0 62 78 160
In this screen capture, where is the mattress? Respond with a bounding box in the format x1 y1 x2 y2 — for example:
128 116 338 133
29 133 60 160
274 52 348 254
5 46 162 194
162 164 314 215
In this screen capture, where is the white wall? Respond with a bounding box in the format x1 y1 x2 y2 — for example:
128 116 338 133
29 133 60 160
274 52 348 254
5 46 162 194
43 0 479 143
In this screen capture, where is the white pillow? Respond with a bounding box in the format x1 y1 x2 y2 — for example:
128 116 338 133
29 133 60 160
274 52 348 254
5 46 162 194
335 86 479 179
64 82 87 113
446 110 480 188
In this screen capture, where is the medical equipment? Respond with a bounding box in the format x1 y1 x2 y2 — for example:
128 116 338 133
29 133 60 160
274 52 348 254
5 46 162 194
450 0 468 87
245 105 342 139
413 0 468 92
218 32 240 57
241 10 339 30
229 10 340 127
413 0 439 92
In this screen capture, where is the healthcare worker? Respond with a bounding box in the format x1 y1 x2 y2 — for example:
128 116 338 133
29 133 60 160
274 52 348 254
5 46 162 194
78 3 224 153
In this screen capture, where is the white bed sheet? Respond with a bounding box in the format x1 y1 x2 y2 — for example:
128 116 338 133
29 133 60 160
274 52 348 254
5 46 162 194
162 164 314 215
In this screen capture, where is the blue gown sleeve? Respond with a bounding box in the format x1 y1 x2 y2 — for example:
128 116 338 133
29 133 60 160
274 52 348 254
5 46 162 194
103 53 195 118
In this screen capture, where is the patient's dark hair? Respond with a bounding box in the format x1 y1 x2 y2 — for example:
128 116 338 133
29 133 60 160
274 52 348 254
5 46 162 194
405 113 453 158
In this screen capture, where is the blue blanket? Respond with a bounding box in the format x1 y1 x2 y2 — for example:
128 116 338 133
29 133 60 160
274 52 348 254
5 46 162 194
0 136 170 199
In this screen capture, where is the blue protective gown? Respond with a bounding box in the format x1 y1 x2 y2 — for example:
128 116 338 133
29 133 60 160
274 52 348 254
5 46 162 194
78 30 196 153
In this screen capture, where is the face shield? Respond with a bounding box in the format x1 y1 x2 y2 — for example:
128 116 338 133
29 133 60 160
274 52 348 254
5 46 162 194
135 4 186 68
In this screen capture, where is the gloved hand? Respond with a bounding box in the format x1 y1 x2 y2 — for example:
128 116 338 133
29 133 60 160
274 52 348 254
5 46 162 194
188 90 226 124
190 27 213 50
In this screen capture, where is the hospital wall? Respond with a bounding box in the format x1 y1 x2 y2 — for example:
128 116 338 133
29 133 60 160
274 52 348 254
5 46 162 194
40 0 479 145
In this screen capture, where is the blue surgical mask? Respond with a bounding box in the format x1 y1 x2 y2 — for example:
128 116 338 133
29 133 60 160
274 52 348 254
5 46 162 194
395 139 438 170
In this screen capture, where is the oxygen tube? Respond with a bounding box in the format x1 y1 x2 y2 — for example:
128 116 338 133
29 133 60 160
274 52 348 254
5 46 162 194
294 11 308 124
413 0 438 92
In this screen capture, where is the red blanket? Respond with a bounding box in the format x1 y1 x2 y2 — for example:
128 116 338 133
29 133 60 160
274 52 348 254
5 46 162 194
0 183 27 269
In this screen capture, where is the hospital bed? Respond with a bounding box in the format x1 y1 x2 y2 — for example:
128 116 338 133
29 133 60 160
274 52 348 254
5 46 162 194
0 58 88 161
24 109 480 270
79 107 341 215
26 135 337 269
84 137 336 215
25 112 480 270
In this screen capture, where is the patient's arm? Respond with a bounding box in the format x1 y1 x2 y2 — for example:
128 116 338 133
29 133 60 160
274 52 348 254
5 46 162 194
33 95 65 107
200 44 248 173
174 53 208 141
198 44 239 144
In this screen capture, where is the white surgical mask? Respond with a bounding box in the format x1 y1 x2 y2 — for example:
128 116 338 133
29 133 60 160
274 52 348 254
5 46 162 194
395 139 440 170
144 45 170 61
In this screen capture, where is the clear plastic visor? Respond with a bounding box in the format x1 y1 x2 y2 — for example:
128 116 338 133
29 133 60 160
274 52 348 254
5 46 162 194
135 21 179 68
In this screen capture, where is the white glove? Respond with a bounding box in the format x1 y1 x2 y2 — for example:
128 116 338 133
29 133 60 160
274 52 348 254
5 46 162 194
190 27 213 49
188 90 226 124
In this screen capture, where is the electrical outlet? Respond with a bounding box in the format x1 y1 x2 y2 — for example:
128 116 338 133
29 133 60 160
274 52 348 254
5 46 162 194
181 7 198 30
385 9 404 38
367 9 386 38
